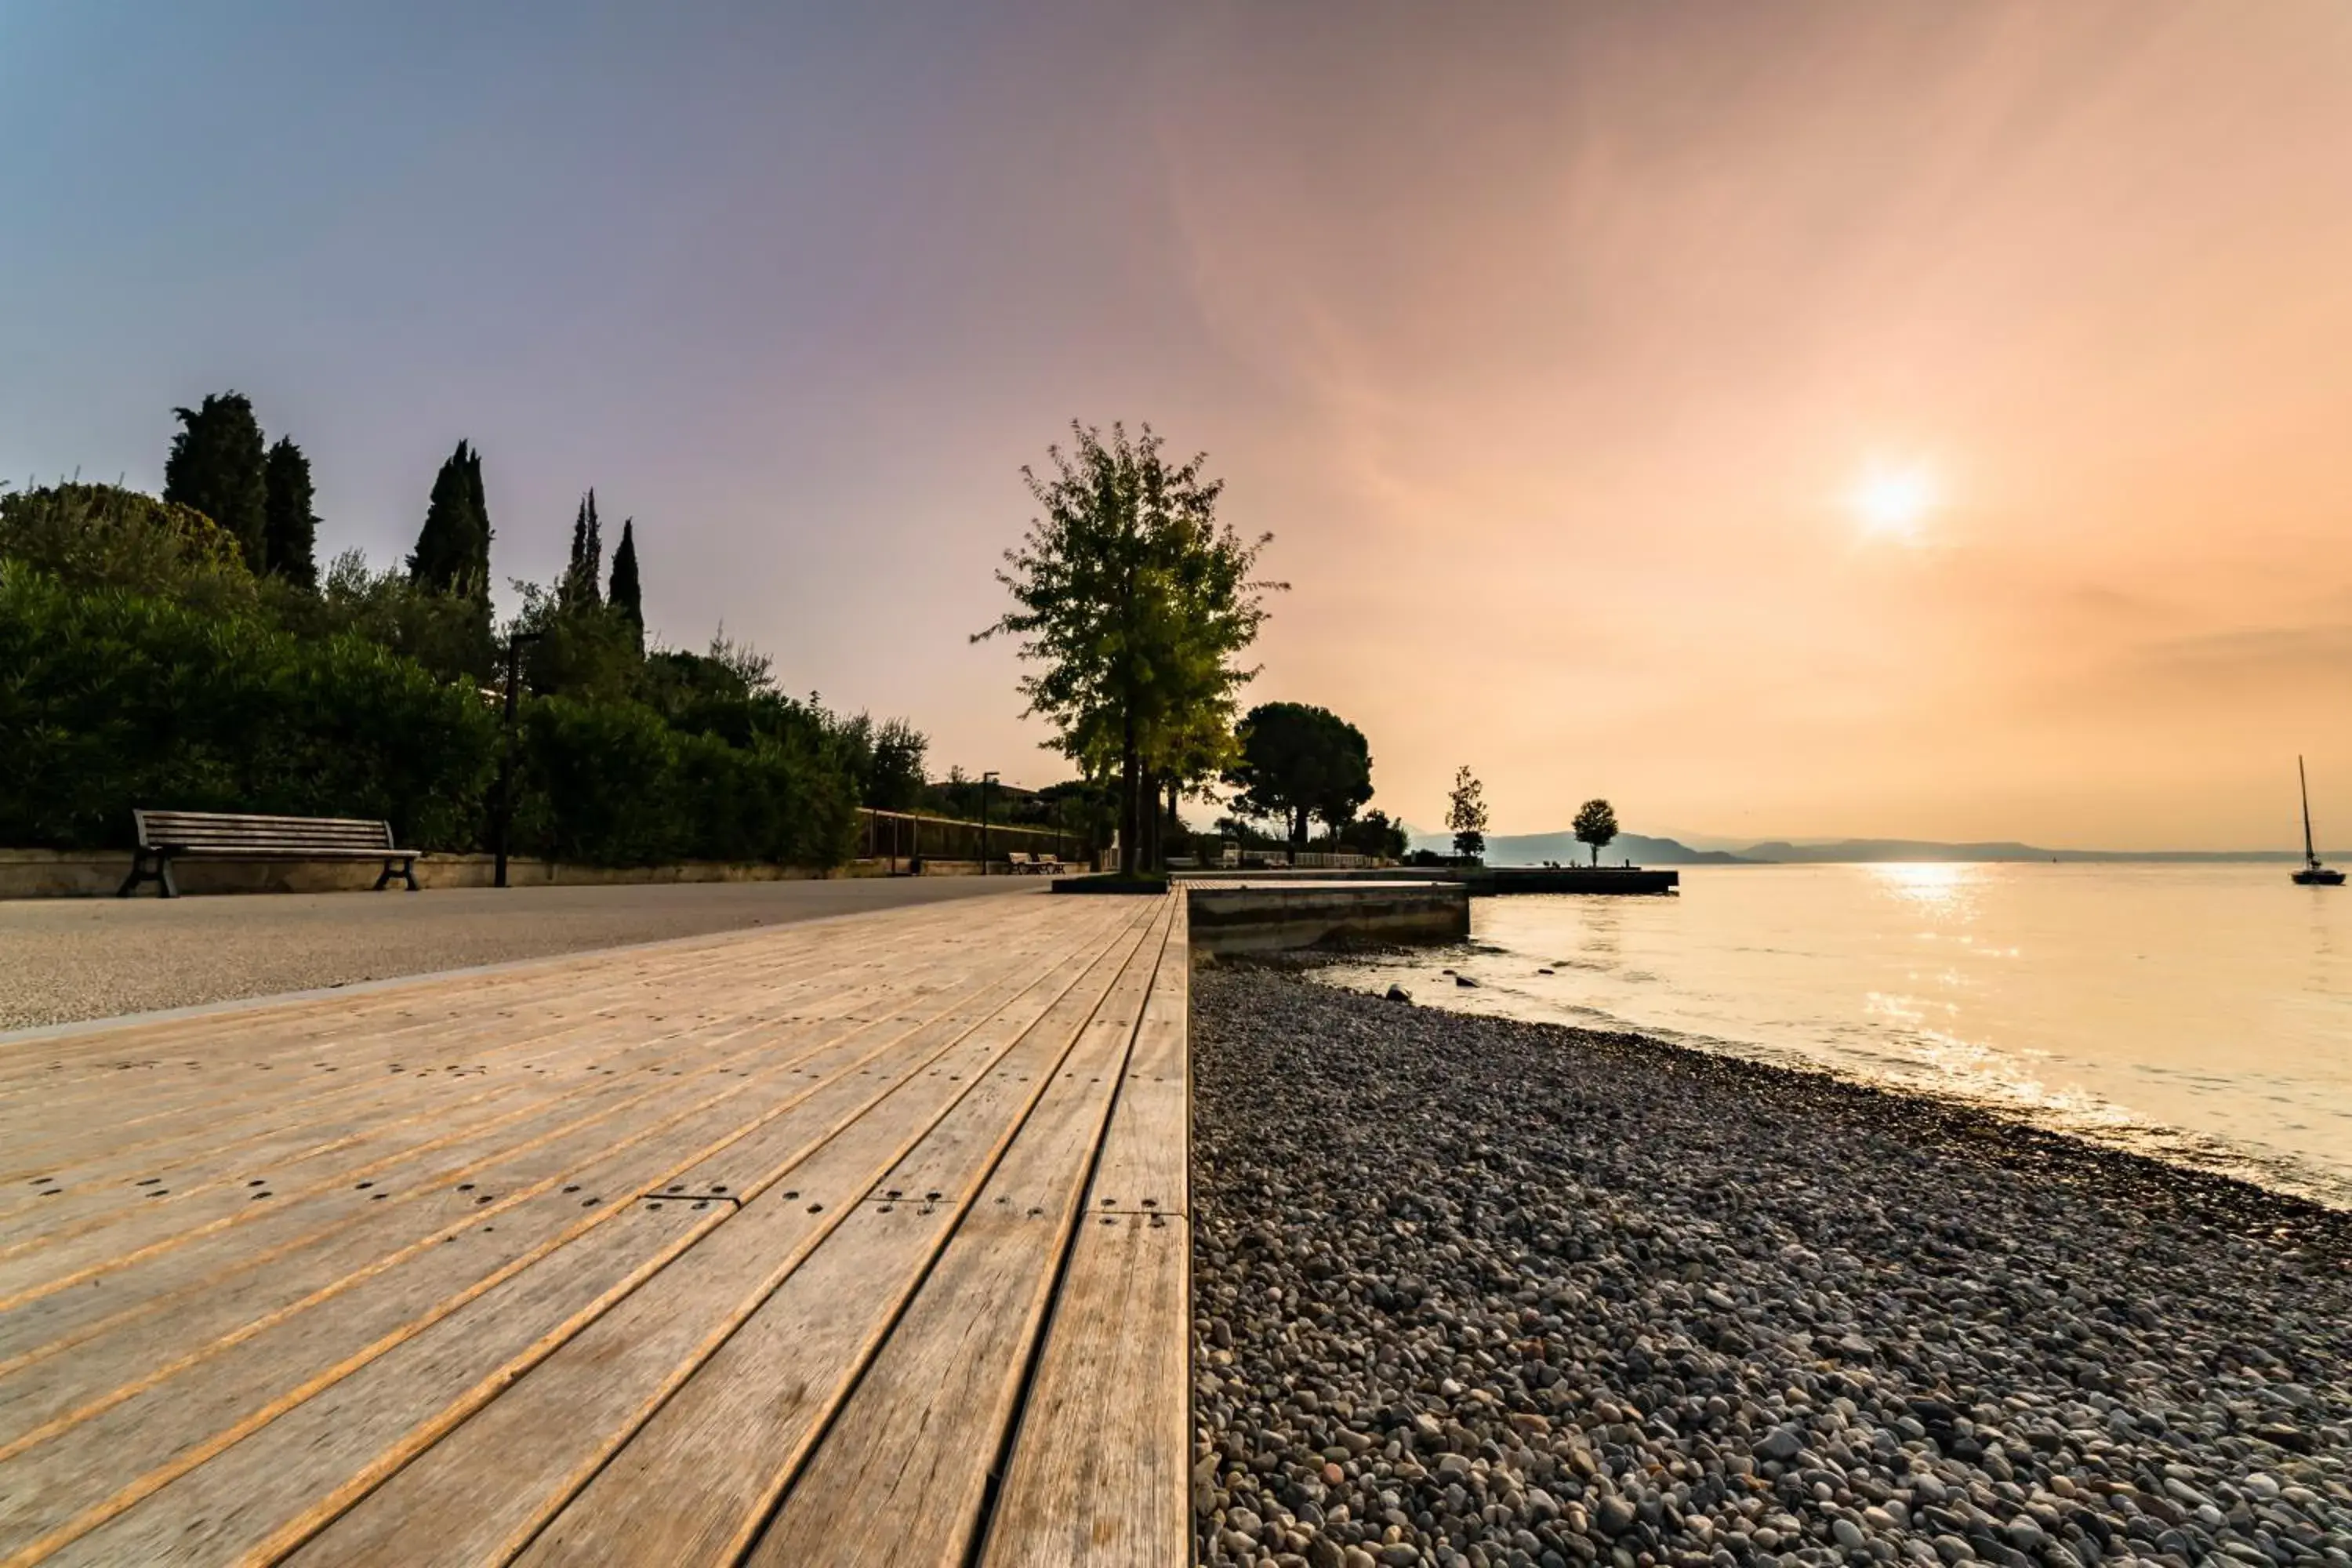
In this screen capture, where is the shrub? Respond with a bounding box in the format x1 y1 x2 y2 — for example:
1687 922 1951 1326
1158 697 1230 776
510 699 858 868
510 697 685 866
0 482 255 612
262 550 498 687
0 563 496 849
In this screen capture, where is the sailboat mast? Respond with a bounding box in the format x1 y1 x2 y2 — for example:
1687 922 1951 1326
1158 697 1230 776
2302 755 2318 866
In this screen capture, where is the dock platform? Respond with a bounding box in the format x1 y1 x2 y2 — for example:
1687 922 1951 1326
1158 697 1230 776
0 891 1188 1566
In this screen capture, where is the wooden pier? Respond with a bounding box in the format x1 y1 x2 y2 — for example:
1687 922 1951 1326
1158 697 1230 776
0 891 1189 1566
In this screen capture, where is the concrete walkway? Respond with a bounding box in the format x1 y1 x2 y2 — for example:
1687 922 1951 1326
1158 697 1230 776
0 878 1044 1032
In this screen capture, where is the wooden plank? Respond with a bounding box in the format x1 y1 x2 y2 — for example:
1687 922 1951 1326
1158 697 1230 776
0 969 1025 1555
0 890 1022 1091
0 902 1086 1290
980 1213 1191 1568
33 1202 710 1568
0 944 1045 1462
0 908 1109 1363
2 902 1138 1561
0 971 928 1311
0 929 851 1144
283 904 1157 1567
1083 895 1189 1217
739 898 1176 1566
0 891 1039 1123
0 941 954 1246
981 895 1189 1566
0 975 914 1363
505 902 1171 1567
0 906 1105 1406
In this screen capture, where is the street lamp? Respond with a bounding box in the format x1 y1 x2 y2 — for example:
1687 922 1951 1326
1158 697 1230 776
492 630 546 889
979 771 999 873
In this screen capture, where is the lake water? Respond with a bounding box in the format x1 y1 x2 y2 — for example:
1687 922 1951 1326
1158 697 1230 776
1317 864 2352 1209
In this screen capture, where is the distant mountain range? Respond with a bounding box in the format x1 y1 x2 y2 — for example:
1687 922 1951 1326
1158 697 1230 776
1403 829 2336 866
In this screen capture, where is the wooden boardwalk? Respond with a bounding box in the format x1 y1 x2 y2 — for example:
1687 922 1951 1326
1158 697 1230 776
0 890 1189 1566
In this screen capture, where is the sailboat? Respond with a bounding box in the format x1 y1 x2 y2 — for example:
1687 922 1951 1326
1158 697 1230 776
2292 756 2344 886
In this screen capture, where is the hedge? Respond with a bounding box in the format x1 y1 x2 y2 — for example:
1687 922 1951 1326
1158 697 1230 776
1 564 859 868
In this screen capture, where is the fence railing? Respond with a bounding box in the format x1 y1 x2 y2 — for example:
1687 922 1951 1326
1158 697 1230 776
856 809 1088 871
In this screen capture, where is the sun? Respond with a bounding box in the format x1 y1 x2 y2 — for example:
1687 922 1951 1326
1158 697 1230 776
1850 463 1938 543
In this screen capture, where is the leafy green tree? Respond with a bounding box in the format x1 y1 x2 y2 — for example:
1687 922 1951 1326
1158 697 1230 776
262 437 319 590
1573 797 1621 865
1337 808 1409 860
564 491 604 609
832 712 928 811
976 422 1277 875
163 391 269 573
608 517 644 648
1225 700 1374 848
1446 765 1489 864
0 481 254 612
408 440 492 599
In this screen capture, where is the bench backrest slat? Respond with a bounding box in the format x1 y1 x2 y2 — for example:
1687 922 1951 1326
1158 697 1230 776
135 810 396 852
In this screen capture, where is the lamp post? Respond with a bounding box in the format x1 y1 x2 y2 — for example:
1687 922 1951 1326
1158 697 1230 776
979 771 999 874
492 630 546 889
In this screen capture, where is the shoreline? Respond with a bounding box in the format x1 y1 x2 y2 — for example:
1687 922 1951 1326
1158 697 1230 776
1190 965 2350 1568
1300 942 2351 1218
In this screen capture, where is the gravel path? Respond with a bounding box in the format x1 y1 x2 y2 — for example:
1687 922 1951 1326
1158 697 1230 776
1190 967 2351 1568
0 877 1042 1031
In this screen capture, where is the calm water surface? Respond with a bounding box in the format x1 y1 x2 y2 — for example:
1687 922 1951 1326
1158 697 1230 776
1319 865 2352 1208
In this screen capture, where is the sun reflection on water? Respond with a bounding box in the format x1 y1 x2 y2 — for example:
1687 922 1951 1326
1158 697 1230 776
1868 861 1977 914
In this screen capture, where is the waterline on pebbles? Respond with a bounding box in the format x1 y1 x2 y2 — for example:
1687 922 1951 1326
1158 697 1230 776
1190 967 2350 1568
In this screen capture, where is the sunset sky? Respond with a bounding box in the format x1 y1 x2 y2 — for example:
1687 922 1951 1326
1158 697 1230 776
5 2 2349 849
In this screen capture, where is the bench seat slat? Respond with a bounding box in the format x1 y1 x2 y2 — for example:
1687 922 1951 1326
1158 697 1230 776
164 848 414 860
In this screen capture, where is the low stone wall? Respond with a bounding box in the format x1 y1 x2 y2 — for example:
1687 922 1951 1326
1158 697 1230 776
1184 881 1470 955
0 849 1003 899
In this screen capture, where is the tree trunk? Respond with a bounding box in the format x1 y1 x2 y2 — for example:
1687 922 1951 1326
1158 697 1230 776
1148 771 1167 869
1118 698 1140 877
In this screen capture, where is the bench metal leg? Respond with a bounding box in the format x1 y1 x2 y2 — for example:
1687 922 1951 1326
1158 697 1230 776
118 851 176 898
374 858 419 891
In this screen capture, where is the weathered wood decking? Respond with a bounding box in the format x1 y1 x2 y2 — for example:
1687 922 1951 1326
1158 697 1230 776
0 890 1189 1566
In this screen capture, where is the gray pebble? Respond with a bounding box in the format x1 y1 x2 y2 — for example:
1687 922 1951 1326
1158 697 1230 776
1188 968 2352 1568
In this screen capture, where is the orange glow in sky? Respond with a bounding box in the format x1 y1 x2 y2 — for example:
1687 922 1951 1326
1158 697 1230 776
5 2 2350 850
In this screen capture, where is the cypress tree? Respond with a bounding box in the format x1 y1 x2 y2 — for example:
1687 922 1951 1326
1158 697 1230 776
261 437 319 590
163 391 269 573
463 443 492 593
408 439 492 600
564 491 604 609
608 518 643 647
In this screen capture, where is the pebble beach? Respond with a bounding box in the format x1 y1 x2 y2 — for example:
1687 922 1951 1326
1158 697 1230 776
1189 966 2352 1568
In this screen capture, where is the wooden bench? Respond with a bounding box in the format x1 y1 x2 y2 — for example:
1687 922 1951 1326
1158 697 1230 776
1004 851 1065 876
119 808 420 898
